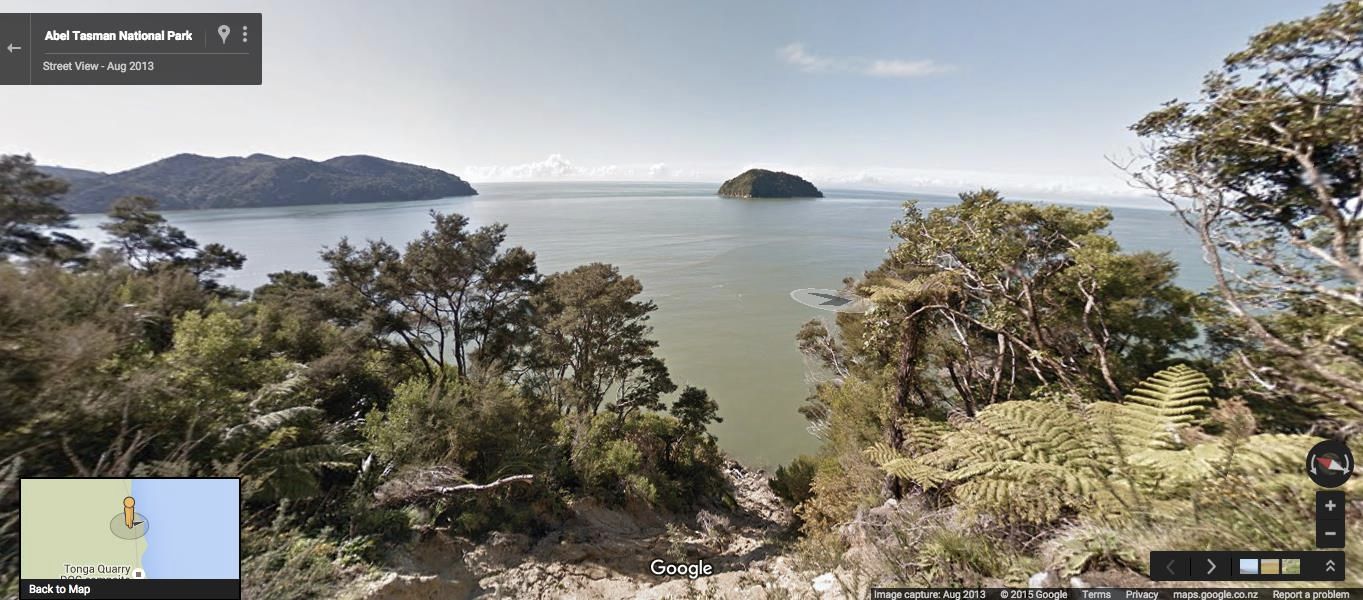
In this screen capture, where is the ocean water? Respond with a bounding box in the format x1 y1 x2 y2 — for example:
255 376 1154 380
71 182 1208 468
131 478 240 579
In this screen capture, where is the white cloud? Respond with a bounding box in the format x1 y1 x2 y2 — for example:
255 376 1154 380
460 155 1159 207
778 43 838 73
778 43 953 78
464 154 694 182
865 58 953 78
753 163 1158 207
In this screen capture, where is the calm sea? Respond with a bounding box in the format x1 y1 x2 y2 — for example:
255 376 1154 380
71 182 1209 469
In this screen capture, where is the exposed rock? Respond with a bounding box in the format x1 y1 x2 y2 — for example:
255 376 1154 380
812 572 837 592
352 573 475 600
345 459 811 599
717 169 823 198
1028 571 1057 588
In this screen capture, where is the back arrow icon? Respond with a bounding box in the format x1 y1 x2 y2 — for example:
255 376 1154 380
6 43 19 53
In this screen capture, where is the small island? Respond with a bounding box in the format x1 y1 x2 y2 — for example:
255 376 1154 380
717 168 823 198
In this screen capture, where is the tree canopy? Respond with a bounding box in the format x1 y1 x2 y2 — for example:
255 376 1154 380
1129 0 1363 426
0 154 89 262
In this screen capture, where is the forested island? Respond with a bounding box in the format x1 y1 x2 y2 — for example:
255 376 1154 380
39 153 478 213
1 3 1361 597
717 168 823 198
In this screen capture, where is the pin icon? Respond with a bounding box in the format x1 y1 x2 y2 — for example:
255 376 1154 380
123 496 137 529
217 25 231 44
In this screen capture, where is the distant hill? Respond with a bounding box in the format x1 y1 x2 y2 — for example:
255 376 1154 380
39 165 106 183
717 169 822 198
41 153 478 213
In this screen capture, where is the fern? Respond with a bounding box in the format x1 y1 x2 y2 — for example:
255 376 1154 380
865 365 1326 526
219 405 361 501
866 443 950 488
1103 365 1212 450
899 416 953 455
224 406 325 445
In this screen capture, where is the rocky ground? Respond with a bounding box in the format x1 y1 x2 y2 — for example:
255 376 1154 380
341 460 837 599
335 459 1157 599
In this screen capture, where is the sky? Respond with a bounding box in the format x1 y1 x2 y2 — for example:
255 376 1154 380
2 0 1331 200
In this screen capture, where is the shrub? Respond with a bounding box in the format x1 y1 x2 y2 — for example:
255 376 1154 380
569 412 727 512
363 376 563 535
770 455 819 507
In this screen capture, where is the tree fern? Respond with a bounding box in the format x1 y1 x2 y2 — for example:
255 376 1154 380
868 401 1117 523
1101 364 1212 450
219 406 362 501
866 365 1325 526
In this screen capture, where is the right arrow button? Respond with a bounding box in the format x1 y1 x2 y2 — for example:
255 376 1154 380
1203 553 1232 580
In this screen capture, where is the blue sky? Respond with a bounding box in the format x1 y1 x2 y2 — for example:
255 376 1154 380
4 0 1329 199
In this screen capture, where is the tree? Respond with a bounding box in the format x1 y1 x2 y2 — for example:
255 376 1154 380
100 196 244 286
526 262 675 418
0 154 89 262
1127 0 1363 427
670 385 722 434
869 191 1196 411
322 211 538 383
102 196 198 270
803 190 1198 498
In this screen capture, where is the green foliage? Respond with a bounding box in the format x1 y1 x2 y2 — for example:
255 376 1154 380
366 377 560 481
792 379 888 530
910 526 1023 587
1041 522 1147 578
570 411 727 512
770 455 819 507
868 189 1198 408
1087 363 1212 451
220 406 363 502
240 523 345 600
527 262 674 418
363 376 565 534
1130 0 1363 425
0 177 727 589
250 271 392 422
671 386 722 433
866 366 1320 527
162 310 288 421
101 196 244 287
322 211 537 381
0 154 89 262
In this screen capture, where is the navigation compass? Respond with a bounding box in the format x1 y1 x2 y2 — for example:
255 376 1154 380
1306 439 1354 488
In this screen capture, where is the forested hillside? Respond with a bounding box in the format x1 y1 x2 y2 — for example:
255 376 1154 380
41 153 477 213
